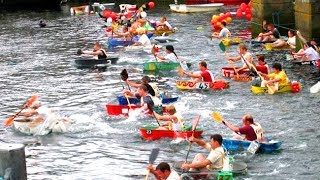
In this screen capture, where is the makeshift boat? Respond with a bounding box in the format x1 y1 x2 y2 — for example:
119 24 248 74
140 126 203 140
176 80 229 90
117 95 178 105
74 55 119 68
143 62 192 71
264 43 291 51
251 82 301 94
148 29 176 36
223 138 282 153
173 161 247 179
13 117 73 136
154 36 178 43
105 104 166 116
221 37 242 46
125 45 162 53
221 67 252 82
169 3 223 13
108 38 134 47
70 5 91 16
92 2 115 13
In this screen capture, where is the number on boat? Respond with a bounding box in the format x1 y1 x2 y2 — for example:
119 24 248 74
196 83 209 89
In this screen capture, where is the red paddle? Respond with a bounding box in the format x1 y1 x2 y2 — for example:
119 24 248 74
4 95 38 127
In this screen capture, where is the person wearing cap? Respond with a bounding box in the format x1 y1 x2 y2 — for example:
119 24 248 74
153 104 186 131
80 43 108 59
211 21 231 39
156 16 173 31
132 27 151 46
155 45 178 63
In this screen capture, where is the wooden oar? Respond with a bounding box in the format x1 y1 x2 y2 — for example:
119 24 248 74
219 42 240 79
145 148 160 180
4 95 38 127
185 115 200 162
120 69 131 91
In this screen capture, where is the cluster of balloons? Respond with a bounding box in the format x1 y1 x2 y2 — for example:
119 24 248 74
236 2 252 21
102 9 117 21
211 12 232 30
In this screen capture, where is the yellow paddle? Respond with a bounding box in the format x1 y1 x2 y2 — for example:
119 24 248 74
177 66 185 76
212 111 225 124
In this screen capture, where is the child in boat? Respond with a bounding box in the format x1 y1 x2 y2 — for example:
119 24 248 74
211 21 231 39
251 55 269 86
153 104 186 131
259 63 290 90
156 16 173 31
155 45 178 63
226 44 253 74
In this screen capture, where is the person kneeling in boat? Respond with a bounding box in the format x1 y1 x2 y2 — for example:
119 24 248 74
211 21 231 39
259 63 290 91
182 61 215 83
153 104 186 131
222 114 266 142
181 134 224 172
79 43 107 60
226 44 253 74
123 84 162 114
251 55 270 86
148 162 181 180
132 27 151 46
155 45 179 63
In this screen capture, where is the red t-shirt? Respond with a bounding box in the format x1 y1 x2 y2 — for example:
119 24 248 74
239 125 257 141
256 65 268 74
200 69 213 82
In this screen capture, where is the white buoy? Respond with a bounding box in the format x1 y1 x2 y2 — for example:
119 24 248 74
310 81 320 93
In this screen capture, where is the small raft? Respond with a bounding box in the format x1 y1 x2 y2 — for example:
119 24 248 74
251 82 301 94
105 104 166 116
140 126 203 140
148 29 176 36
74 55 119 68
223 138 282 153
143 62 191 71
176 80 229 90
117 95 178 105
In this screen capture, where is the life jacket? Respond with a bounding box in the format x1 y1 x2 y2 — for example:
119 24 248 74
149 82 160 97
169 112 185 131
250 122 264 141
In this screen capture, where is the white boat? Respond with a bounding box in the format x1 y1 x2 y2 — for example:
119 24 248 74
169 3 224 13
310 81 320 93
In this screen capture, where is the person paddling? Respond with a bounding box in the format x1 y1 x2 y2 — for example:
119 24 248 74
126 76 159 97
155 45 178 63
79 43 108 60
259 63 290 90
226 44 253 74
182 60 215 83
153 104 186 131
148 162 181 180
222 114 266 142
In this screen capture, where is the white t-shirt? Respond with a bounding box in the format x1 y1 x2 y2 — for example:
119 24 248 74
166 169 181 180
287 36 296 46
241 52 252 67
205 143 224 170
164 53 178 62
164 21 173 30
138 34 151 46
219 27 230 38
304 47 320 61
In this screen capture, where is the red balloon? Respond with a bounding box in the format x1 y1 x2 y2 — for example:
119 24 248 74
246 13 252 21
240 3 247 12
148 2 155 9
110 13 117 20
225 12 232 18
218 16 224 22
102 10 111 18
245 7 251 15
236 9 243 18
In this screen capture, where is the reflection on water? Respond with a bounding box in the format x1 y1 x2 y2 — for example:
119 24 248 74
0 4 319 180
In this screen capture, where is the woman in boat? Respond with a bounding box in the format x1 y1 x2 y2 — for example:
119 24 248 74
126 76 159 97
255 55 270 74
211 21 231 39
183 60 215 83
181 134 224 171
256 23 280 42
296 30 320 53
148 162 181 180
80 43 107 59
268 30 296 49
222 114 266 142
132 27 151 46
156 16 173 31
153 104 185 131
292 42 320 62
260 63 290 90
155 45 178 63
226 44 253 74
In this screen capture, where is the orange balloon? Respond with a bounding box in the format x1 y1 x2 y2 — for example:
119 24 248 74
212 15 219 23
216 21 221 28
226 17 232 24
219 13 224 17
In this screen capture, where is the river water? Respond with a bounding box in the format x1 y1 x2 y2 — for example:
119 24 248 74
0 4 319 180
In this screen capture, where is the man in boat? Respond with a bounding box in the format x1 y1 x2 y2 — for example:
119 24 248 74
226 44 253 74
255 23 280 42
126 75 159 97
123 84 162 114
80 43 107 60
259 63 290 90
132 27 151 46
148 162 181 180
181 134 224 171
156 16 173 31
222 114 266 142
153 104 186 131
182 61 215 83
211 21 231 39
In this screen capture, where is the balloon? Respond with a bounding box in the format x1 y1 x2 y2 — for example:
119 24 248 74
216 21 221 28
140 11 147 18
218 16 224 22
102 10 111 18
236 9 243 18
213 23 220 30
246 13 252 21
107 17 112 23
110 13 117 20
240 3 247 12
212 15 219 23
148 2 155 9
219 13 224 17
226 17 232 24
245 7 251 15
225 12 232 18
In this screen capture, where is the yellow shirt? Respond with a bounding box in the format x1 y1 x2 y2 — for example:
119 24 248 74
268 71 289 86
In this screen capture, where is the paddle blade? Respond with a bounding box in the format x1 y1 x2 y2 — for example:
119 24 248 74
149 148 160 164
191 115 200 131
25 95 38 107
267 85 277 95
219 41 226 52
120 69 129 81
4 117 14 127
177 66 184 76
212 112 223 123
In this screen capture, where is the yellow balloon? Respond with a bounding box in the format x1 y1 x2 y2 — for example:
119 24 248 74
212 15 219 23
226 17 232 24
